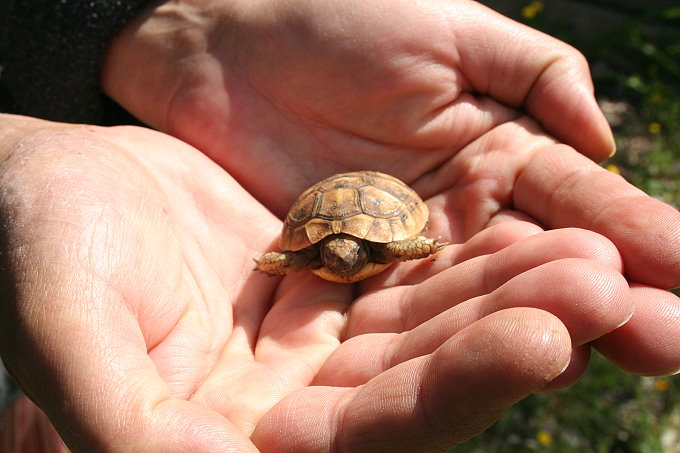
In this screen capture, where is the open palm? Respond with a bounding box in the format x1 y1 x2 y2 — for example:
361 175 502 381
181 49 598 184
2 0 678 451
103 0 678 289
102 0 613 207
1 118 676 452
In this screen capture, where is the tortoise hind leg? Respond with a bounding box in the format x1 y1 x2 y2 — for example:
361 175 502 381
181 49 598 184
371 236 446 262
254 249 321 276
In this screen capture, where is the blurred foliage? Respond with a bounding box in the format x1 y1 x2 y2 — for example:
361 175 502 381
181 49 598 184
455 353 680 452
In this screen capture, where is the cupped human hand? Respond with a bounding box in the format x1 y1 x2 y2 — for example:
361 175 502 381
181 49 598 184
103 0 615 209
102 0 679 293
1 116 673 452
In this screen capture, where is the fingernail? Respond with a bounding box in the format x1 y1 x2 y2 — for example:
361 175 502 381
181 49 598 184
558 357 571 375
607 139 617 158
614 308 635 330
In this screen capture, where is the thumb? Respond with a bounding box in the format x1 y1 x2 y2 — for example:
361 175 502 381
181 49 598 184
450 2 615 160
253 308 572 452
2 290 257 453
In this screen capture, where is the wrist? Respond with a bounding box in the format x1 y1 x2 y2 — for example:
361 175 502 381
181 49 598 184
101 0 238 129
0 0 154 123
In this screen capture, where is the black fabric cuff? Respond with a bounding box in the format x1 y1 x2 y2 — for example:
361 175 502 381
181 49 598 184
0 0 154 124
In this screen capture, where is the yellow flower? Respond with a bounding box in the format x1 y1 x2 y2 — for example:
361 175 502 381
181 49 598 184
521 1 544 19
648 122 662 134
605 164 621 174
655 379 669 391
650 91 664 103
536 430 553 446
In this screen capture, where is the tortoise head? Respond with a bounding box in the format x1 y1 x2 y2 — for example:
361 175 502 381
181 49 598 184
320 234 369 277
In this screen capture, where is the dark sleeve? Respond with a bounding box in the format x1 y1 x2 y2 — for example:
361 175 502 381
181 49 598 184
0 0 154 124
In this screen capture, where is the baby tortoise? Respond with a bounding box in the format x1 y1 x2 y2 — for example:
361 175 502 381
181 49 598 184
255 170 445 283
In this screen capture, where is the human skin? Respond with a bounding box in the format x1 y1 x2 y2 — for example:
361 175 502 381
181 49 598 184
0 114 677 452
0 0 679 451
102 0 678 291
101 0 680 374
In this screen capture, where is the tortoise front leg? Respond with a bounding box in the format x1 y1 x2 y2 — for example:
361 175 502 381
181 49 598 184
371 236 446 262
254 248 321 276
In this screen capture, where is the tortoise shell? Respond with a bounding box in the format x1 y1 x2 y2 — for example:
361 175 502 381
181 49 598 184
281 171 429 251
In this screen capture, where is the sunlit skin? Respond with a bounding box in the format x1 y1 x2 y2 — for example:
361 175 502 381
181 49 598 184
0 0 679 451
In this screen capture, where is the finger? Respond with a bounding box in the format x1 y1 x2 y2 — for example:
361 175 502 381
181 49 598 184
348 228 623 336
318 258 629 387
253 308 572 453
359 219 544 291
540 345 591 392
515 144 680 289
403 259 630 357
450 3 615 160
593 285 680 376
192 272 352 428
